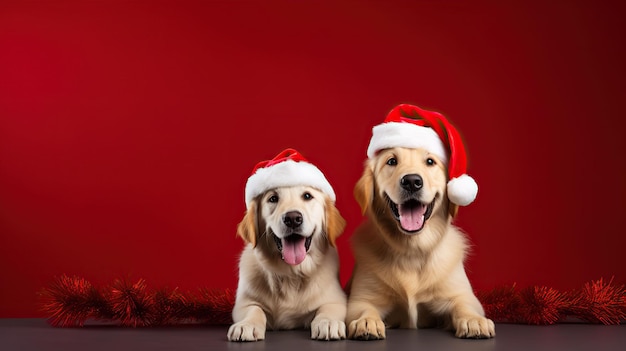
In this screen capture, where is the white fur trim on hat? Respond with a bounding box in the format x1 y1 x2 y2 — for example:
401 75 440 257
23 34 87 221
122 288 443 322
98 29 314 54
367 122 449 164
245 160 336 208
447 174 478 206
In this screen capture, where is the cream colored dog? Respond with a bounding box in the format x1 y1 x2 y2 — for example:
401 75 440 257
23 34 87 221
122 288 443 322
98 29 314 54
346 105 495 339
228 149 347 342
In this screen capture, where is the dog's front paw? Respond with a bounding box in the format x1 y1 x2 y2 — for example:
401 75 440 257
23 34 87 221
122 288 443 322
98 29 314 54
227 322 266 342
348 318 386 340
454 316 495 339
311 318 346 341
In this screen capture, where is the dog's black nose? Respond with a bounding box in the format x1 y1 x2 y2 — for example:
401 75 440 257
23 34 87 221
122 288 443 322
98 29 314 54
400 174 423 192
283 211 303 228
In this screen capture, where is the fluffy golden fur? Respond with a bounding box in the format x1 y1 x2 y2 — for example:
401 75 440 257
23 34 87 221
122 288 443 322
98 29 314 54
228 186 347 341
346 147 495 339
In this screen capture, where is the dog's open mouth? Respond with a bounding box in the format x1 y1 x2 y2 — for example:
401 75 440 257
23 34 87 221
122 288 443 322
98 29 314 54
273 234 313 266
386 194 435 234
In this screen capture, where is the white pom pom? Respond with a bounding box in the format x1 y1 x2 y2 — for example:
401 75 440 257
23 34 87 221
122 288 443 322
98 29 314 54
447 174 478 206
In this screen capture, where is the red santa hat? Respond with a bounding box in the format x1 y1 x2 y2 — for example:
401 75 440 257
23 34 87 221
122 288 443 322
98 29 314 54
245 148 336 208
367 104 478 206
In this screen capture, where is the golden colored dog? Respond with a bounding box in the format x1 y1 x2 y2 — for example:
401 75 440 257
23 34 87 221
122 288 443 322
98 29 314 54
228 149 347 342
346 104 495 339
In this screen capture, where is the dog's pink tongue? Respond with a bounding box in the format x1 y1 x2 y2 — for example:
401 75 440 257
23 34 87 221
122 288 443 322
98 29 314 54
282 236 307 265
399 203 426 232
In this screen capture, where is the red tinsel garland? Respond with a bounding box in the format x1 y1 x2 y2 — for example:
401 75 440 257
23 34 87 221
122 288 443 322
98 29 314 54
40 275 234 327
477 277 626 325
40 275 625 327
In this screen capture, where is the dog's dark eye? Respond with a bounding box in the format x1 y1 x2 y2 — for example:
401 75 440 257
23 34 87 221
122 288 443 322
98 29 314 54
426 158 436 166
386 157 397 166
268 195 279 203
302 192 313 201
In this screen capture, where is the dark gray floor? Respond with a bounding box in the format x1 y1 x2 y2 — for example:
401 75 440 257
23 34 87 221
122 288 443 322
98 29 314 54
1 319 625 351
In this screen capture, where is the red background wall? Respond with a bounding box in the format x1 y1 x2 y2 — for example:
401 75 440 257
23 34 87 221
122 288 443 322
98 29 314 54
1 0 625 317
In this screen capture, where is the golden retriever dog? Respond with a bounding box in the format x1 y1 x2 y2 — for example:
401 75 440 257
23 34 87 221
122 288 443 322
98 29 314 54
228 149 347 342
346 104 495 339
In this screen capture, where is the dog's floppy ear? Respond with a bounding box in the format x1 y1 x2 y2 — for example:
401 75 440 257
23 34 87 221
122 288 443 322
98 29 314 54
354 163 374 215
448 202 459 219
446 180 459 218
236 199 258 247
324 197 346 247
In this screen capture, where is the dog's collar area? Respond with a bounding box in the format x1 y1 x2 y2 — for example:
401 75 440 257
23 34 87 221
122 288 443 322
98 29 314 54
385 194 435 234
